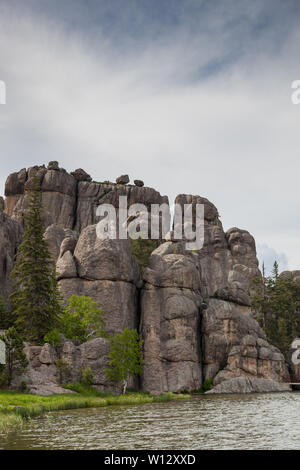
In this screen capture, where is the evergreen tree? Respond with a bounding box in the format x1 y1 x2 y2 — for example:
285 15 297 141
0 327 28 386
10 177 62 343
0 294 11 330
251 261 300 357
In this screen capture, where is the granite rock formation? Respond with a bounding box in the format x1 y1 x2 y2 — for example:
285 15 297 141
58 224 139 335
4 163 169 234
0 164 292 395
0 198 22 299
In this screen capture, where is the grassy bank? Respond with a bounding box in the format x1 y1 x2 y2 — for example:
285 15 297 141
0 386 189 435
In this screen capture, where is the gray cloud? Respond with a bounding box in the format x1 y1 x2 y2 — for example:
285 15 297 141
0 1 300 269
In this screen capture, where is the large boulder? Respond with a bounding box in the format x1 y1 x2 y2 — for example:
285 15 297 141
174 194 260 305
202 299 289 389
206 376 290 394
5 164 77 229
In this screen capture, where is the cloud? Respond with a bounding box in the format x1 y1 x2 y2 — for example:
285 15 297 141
0 1 300 269
256 243 289 276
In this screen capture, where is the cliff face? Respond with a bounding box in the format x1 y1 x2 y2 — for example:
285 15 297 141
140 196 288 394
0 197 22 300
0 163 290 394
4 163 168 233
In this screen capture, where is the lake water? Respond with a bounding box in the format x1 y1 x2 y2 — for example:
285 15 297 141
1 392 300 450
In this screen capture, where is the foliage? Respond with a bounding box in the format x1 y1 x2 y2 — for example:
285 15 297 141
0 327 28 387
59 295 106 344
79 367 94 386
10 178 62 343
105 328 144 394
251 261 300 357
0 389 189 434
201 379 213 393
56 359 71 384
130 238 157 272
0 295 12 330
44 328 62 347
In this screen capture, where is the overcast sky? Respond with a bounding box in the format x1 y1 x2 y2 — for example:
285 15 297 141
0 0 299 274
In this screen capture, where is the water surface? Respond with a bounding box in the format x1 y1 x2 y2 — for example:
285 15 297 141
1 393 300 450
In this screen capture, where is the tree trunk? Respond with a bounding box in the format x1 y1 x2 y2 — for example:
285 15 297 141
122 380 128 395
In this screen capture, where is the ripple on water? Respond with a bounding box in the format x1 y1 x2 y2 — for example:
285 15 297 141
1 393 300 450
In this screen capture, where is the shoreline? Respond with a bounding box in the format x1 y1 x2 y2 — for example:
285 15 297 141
0 389 190 435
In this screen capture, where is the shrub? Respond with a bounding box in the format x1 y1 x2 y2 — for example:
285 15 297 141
201 379 213 393
130 238 157 272
60 296 106 343
44 328 62 347
79 367 94 386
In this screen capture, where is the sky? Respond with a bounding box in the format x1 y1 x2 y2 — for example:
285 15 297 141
0 0 299 274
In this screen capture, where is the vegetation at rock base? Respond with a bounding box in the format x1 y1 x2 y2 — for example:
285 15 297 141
130 237 157 272
79 367 94 386
0 328 28 387
10 177 62 343
45 295 106 345
105 328 144 394
0 389 189 435
251 261 300 357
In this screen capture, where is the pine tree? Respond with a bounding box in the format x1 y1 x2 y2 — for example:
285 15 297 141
251 261 300 357
10 177 62 343
0 327 28 386
0 294 10 329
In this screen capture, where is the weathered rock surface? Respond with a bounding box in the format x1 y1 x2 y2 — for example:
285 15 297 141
140 195 288 394
4 164 169 235
11 343 72 396
12 339 122 395
1 165 292 395
58 224 139 335
70 168 92 182
116 174 130 185
202 299 289 391
206 376 290 394
0 208 22 299
141 242 202 394
5 165 77 229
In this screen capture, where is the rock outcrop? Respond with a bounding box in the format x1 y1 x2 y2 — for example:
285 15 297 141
58 224 140 335
0 164 292 395
0 200 22 299
4 163 169 234
140 195 288 394
12 338 121 395
140 242 202 394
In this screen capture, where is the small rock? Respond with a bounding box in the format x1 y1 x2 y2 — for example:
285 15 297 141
71 168 92 182
134 179 144 187
116 174 129 185
48 161 59 171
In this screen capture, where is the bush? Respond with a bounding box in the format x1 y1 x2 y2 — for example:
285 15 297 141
44 328 62 347
60 296 106 343
201 379 213 393
79 367 94 386
130 238 157 272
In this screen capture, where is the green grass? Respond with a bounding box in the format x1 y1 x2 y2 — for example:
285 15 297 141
0 387 189 435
